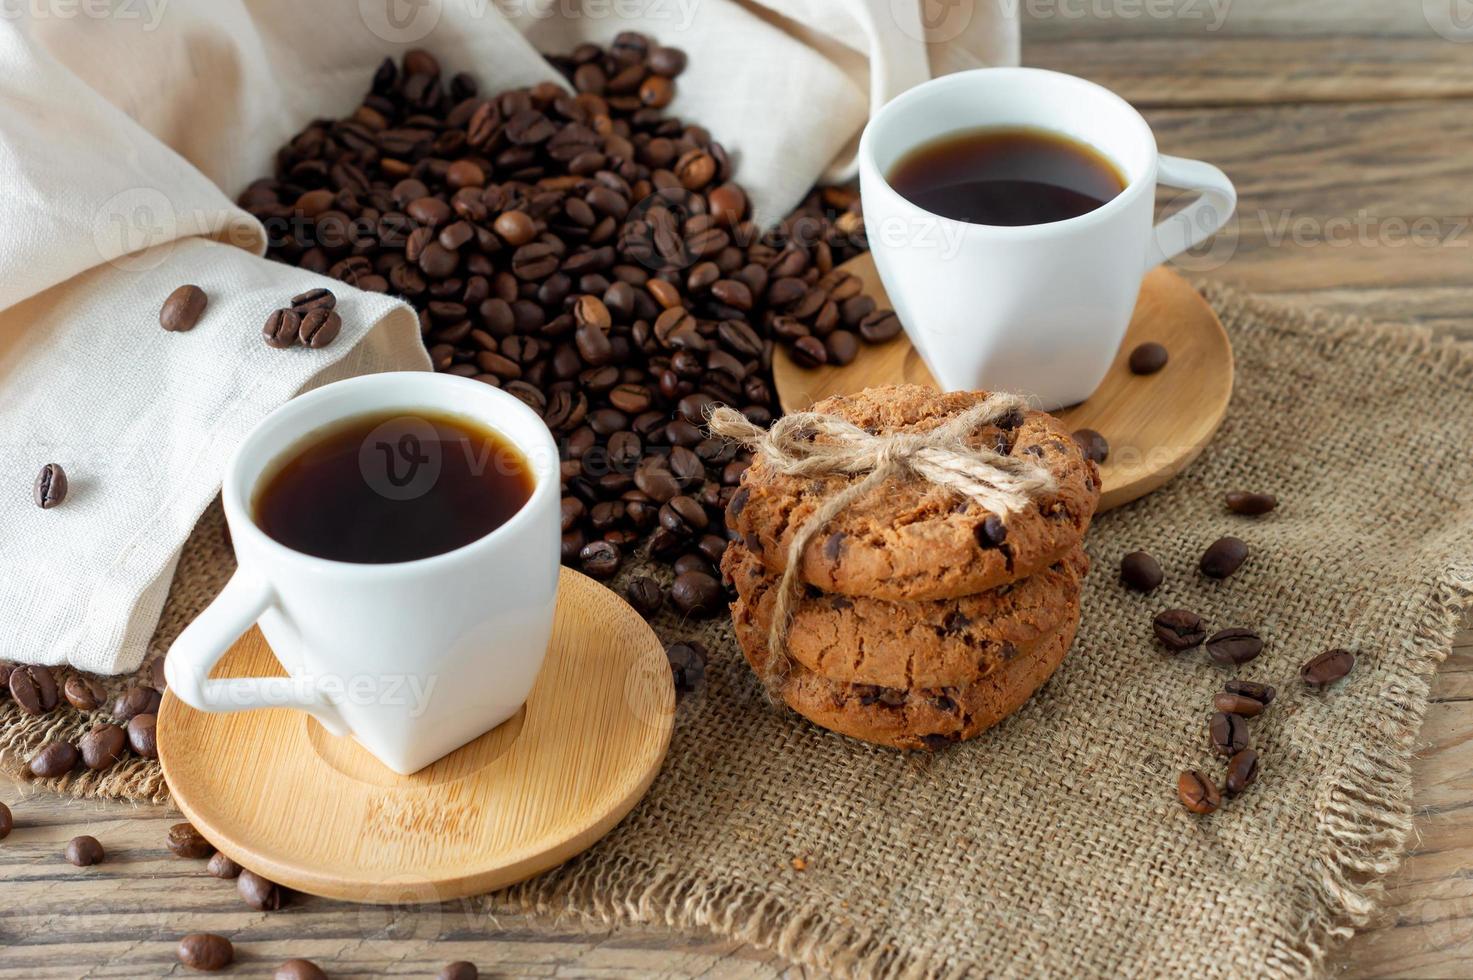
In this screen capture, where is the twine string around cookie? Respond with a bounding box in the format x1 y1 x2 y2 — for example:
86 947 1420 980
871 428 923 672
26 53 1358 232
707 393 1057 679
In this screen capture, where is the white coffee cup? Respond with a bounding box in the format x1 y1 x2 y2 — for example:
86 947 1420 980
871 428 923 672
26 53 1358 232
857 68 1236 409
165 372 561 775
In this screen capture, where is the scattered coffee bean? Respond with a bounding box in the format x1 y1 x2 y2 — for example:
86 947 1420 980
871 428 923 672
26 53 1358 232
263 308 301 349
1177 770 1220 814
1205 627 1263 667
439 963 479 980
63 673 106 711
238 868 285 911
1120 551 1163 592
79 723 128 770
1225 491 1277 516
669 571 721 617
276 959 328 980
1224 679 1276 705
578 540 621 578
1071 428 1108 463
1225 748 1260 795
1199 536 1249 579
0 801 11 839
1208 711 1248 757
665 641 706 696
1153 609 1206 652
625 577 664 617
127 713 159 759
167 822 215 859
160 284 208 332
28 740 78 778
10 664 59 715
34 463 67 509
178 933 234 971
289 287 336 314
1128 341 1168 375
298 308 343 349
207 851 243 879
65 835 104 867
1212 692 1267 717
1301 648 1356 688
112 685 162 723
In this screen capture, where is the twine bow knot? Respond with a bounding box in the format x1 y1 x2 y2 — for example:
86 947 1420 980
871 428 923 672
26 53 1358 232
708 392 1056 677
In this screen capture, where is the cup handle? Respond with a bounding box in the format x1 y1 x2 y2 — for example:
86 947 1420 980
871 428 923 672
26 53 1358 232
164 569 348 736
1146 154 1237 270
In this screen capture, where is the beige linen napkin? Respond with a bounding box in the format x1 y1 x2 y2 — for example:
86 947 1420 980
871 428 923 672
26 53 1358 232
0 0 1016 674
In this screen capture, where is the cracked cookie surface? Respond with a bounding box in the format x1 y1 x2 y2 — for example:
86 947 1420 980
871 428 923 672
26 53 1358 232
725 384 1100 601
726 542 1087 689
736 606 1080 751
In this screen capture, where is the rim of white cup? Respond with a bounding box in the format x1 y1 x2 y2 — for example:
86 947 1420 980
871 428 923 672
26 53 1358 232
858 67 1160 236
221 371 559 577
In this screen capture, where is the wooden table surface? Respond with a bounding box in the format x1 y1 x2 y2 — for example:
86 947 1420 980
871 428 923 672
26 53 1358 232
5 4 1472 976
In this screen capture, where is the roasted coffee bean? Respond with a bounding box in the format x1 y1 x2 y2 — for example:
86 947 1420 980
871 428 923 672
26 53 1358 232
1225 491 1277 516
1120 551 1163 592
128 713 159 759
10 664 58 714
1213 692 1267 717
28 740 78 778
79 723 128 770
238 869 285 911
790 335 827 368
579 540 621 578
1301 648 1356 688
298 308 343 349
672 553 714 578
665 641 706 696
34 463 67 509
289 287 336 314
275 960 328 980
1205 627 1263 667
1153 609 1206 652
167 821 215 859
1200 535 1249 579
1224 679 1276 705
160 284 208 332
1128 341 1168 374
625 576 664 616
65 835 105 867
112 685 162 722
178 933 234 971
1225 748 1260 795
207 851 243 879
1209 711 1249 757
670 571 721 617
1177 770 1220 815
245 45 894 591
1071 428 1109 463
63 673 106 711
438 962 479 980
0 802 11 840
263 308 301 349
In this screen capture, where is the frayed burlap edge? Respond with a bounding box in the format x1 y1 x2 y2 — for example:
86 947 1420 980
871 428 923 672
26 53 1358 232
5 285 1473 978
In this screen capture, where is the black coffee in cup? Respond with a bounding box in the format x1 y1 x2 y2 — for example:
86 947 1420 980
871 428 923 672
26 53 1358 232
887 126 1125 226
253 409 533 563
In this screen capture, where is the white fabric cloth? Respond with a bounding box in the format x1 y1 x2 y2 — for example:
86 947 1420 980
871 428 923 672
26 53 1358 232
0 0 1016 674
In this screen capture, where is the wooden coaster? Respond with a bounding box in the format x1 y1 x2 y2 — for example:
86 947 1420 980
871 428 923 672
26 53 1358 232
157 567 674 904
773 254 1234 511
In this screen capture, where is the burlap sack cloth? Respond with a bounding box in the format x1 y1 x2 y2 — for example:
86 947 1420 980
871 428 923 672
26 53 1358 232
5 285 1473 977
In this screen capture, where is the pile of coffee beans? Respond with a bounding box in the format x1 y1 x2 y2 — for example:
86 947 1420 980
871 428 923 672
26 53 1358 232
237 39 897 596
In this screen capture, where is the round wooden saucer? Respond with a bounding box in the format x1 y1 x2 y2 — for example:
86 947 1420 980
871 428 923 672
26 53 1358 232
773 254 1234 511
158 567 673 904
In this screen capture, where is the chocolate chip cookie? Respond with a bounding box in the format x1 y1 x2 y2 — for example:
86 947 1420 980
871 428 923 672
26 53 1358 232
737 608 1080 751
725 385 1099 601
727 542 1087 689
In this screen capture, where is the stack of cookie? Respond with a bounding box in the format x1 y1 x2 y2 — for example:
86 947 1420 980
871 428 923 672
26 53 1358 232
721 385 1100 750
